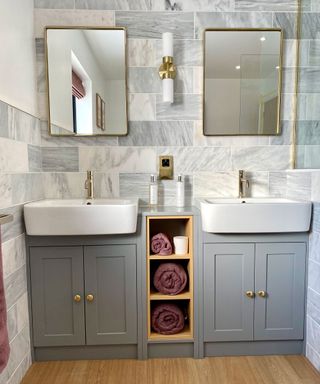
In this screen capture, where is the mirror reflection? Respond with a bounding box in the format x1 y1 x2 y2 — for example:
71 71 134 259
46 27 127 136
204 29 282 136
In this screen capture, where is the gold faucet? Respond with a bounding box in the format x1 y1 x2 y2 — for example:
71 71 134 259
85 170 94 199
239 170 250 199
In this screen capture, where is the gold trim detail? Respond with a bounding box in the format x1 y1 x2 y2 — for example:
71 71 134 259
159 56 176 80
45 26 129 137
202 28 284 137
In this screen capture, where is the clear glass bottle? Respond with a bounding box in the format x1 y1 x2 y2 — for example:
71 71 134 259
149 174 158 206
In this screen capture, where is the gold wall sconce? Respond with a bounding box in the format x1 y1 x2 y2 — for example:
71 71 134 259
158 32 176 103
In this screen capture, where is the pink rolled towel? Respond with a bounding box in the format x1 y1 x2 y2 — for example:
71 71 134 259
153 263 187 295
151 303 185 335
151 233 172 256
0 231 10 373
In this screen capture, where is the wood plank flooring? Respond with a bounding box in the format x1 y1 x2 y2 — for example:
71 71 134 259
21 355 320 384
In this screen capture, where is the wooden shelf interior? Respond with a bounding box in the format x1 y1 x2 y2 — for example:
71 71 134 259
147 216 193 341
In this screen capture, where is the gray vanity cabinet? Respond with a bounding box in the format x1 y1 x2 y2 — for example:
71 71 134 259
254 243 306 340
204 242 306 343
204 243 255 342
84 245 137 345
30 246 85 347
29 243 137 348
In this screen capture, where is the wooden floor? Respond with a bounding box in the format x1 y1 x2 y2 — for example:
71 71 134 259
21 356 320 384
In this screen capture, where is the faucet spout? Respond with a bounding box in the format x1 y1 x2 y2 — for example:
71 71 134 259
238 170 249 199
85 170 94 199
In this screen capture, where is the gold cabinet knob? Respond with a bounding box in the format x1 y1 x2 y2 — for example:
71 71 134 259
86 294 94 302
245 290 255 298
74 294 81 302
258 290 267 298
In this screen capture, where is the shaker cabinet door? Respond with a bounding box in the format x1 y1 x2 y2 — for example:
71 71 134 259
204 243 255 342
30 246 85 346
84 245 137 345
254 243 306 340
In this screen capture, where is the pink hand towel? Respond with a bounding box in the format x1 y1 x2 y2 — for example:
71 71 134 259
151 233 172 256
0 230 10 373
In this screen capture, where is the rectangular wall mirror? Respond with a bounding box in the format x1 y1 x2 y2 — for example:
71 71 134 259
204 29 283 136
46 27 127 136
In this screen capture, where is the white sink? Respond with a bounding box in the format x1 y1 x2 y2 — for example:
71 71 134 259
198 198 312 233
24 199 138 236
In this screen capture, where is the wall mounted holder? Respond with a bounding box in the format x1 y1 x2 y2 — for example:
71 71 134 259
0 214 13 226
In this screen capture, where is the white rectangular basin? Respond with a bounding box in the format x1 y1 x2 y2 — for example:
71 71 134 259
24 199 138 236
198 198 312 233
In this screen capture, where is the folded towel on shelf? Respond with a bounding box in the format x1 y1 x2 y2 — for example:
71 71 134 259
151 233 172 256
0 231 10 373
151 303 185 335
153 263 188 295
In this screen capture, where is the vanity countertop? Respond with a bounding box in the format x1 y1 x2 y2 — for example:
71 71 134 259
139 205 200 216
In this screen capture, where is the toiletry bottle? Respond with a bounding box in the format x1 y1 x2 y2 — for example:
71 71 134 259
149 174 158 206
176 174 185 208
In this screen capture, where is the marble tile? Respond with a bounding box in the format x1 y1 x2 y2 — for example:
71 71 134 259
119 121 193 146
193 121 270 146
195 12 273 38
94 172 120 198
231 146 291 171
308 288 320 315
283 40 297 68
128 67 193 94
313 203 320 233
34 0 75 8
272 13 297 40
281 93 295 121
157 176 193 206
128 39 156 67
157 146 232 172
79 147 157 173
28 145 42 172
156 40 202 67
310 232 320 265
150 0 234 11
42 147 79 172
309 40 320 67
269 121 292 145
300 13 320 40
42 172 87 199
312 172 320 201
299 69 320 93
0 326 30 384
298 40 310 67
282 68 296 94
286 171 312 200
6 353 31 384
311 0 320 11
0 100 9 139
235 0 298 11
0 205 25 244
193 171 238 197
34 9 115 37
0 174 12 210
129 94 156 121
7 294 29 344
156 94 201 121
246 171 269 197
307 316 320 355
115 12 194 39
75 0 150 10
308 260 320 294
11 173 44 205
306 344 320 372
8 107 41 146
0 138 29 173
4 265 27 310
305 146 320 169
2 235 26 280
269 171 287 197
297 121 320 145
193 67 203 95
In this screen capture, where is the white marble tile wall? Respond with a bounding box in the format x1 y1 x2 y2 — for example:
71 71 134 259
34 0 300 202
0 100 42 384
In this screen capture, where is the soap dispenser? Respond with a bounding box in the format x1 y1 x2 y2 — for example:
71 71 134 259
176 174 185 208
149 174 158 206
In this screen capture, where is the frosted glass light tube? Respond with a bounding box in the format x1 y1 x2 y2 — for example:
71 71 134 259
163 78 173 103
162 32 173 57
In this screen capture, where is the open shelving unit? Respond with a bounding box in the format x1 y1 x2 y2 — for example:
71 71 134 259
146 216 194 341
